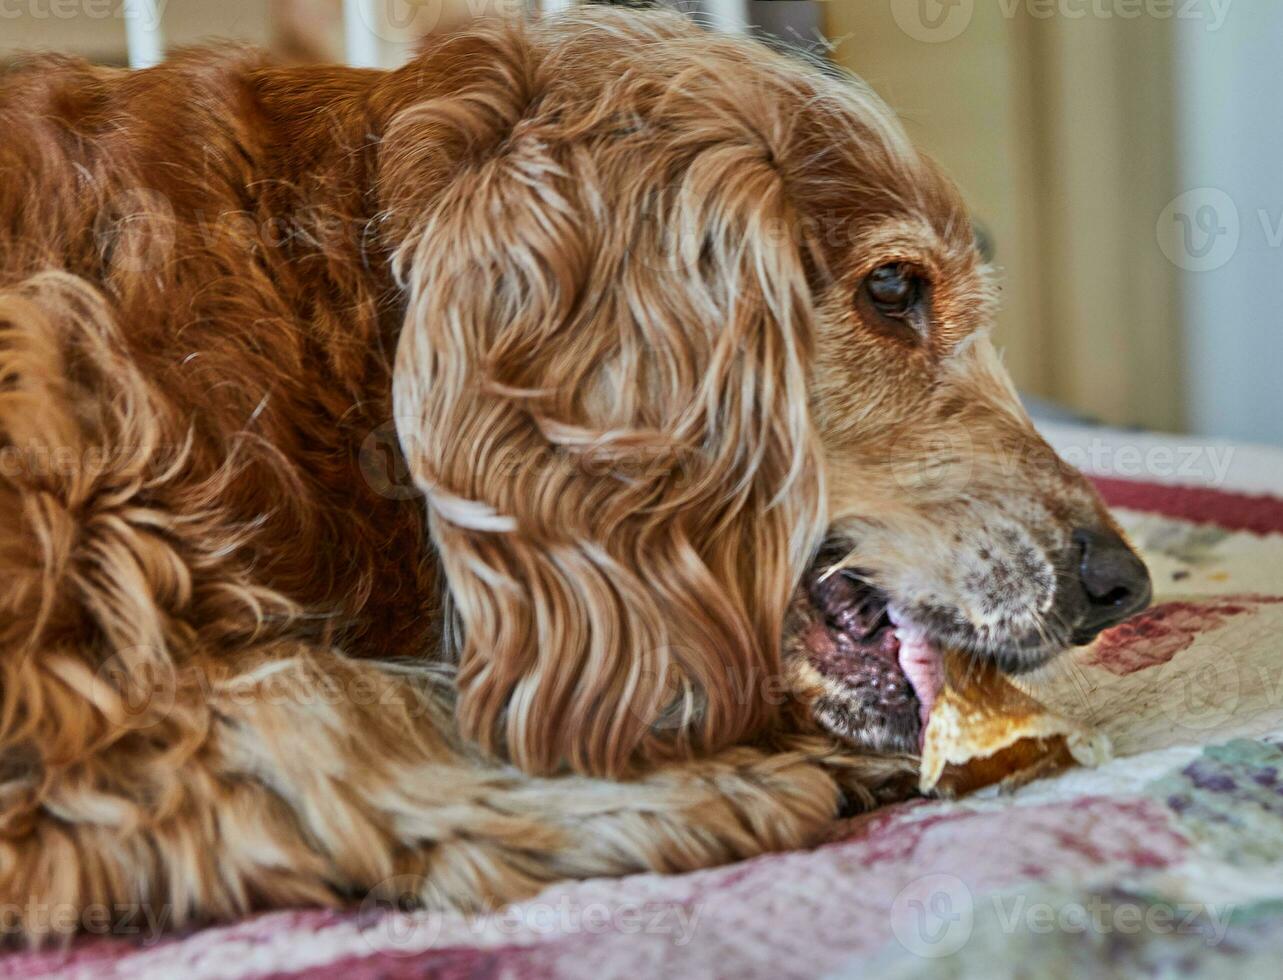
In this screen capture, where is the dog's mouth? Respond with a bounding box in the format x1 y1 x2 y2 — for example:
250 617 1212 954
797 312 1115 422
794 567 947 754
794 555 1084 755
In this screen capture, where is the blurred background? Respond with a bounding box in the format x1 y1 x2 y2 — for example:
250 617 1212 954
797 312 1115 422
3 0 1279 445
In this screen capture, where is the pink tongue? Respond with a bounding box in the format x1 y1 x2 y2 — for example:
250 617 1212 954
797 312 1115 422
895 623 944 749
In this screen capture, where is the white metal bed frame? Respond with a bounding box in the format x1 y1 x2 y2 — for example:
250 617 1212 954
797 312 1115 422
123 0 748 70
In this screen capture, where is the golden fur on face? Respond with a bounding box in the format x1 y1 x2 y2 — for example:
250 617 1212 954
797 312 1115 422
0 9 1144 942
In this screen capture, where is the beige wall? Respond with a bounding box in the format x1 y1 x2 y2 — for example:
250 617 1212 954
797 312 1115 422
823 2 1183 431
825 1 1049 396
1 0 273 62
2 2 130 60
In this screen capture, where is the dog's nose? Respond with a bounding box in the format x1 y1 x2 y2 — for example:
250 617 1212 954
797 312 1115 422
1071 527 1152 642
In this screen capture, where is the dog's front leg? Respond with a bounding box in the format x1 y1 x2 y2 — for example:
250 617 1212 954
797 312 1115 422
184 646 858 911
1 642 866 942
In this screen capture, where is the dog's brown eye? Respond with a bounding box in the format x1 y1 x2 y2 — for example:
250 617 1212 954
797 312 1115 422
864 263 922 316
858 262 930 342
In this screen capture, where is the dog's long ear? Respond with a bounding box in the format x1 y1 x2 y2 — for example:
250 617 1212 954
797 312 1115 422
380 40 825 777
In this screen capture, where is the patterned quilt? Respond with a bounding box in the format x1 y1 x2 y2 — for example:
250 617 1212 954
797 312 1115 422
6 426 1283 979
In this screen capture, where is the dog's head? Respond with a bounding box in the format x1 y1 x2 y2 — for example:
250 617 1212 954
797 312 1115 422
383 9 1150 774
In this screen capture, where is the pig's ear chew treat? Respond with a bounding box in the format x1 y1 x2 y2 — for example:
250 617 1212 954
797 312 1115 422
918 650 1111 796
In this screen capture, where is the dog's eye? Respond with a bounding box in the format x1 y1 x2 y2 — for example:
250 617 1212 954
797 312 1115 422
864 263 922 317
857 262 930 342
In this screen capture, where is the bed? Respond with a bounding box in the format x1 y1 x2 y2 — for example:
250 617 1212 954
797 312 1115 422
7 422 1283 979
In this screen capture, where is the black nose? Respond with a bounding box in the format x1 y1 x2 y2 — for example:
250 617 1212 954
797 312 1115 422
1071 527 1152 642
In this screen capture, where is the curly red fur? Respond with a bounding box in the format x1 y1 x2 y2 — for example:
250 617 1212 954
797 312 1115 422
0 8 1116 943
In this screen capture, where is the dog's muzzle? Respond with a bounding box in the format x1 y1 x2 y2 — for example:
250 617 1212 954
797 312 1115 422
791 524 1152 755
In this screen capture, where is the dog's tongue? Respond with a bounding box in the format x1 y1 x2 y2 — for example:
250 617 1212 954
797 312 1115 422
891 615 944 747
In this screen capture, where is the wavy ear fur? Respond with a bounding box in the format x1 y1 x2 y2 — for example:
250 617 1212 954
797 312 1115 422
382 22 826 776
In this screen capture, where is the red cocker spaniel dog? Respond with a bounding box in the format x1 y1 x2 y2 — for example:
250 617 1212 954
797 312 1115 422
0 8 1149 941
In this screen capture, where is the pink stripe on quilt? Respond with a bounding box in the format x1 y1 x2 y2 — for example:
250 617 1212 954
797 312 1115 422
0 796 1189 979
250 796 1189 980
1092 476 1283 535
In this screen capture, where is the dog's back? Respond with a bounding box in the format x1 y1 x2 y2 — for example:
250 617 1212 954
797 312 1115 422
0 48 435 663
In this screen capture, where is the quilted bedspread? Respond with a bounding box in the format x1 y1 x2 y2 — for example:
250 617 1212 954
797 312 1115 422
7 424 1283 979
